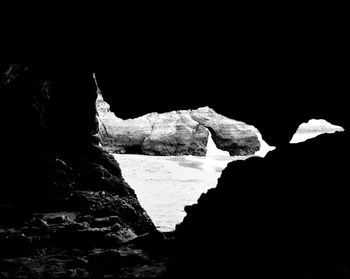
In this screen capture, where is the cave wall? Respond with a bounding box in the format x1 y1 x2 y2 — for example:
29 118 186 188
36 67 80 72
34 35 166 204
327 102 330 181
91 49 349 276
1 12 348 277
1 58 348 277
1 64 155 234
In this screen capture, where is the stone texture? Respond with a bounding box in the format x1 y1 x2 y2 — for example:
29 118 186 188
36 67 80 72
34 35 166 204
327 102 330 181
0 65 154 233
97 93 260 156
0 213 170 278
190 107 261 155
142 111 209 156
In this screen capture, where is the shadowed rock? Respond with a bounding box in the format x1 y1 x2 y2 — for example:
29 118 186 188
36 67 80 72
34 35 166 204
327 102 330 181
0 64 162 278
1 56 347 278
168 131 350 278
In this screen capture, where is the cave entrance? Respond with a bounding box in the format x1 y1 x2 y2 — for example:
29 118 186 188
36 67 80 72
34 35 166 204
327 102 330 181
113 131 240 231
95 85 344 232
95 89 272 231
111 120 344 232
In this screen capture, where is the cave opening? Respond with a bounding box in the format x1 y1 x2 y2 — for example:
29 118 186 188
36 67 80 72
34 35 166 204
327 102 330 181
95 87 263 230
1 64 348 278
97 88 345 232
95 83 345 232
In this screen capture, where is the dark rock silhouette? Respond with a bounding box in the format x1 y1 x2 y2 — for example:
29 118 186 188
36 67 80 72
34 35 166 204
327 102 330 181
0 64 167 278
94 58 349 277
1 65 153 231
0 55 348 278
168 131 350 278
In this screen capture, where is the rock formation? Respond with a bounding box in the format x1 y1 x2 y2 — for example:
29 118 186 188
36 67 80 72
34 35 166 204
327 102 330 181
168 130 350 278
1 52 348 278
0 64 170 278
190 107 261 155
97 93 260 156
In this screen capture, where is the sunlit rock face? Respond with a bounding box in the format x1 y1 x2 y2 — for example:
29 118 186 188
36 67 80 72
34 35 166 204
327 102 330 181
253 119 344 157
97 94 260 156
97 100 209 155
290 119 344 143
142 111 209 156
190 107 261 155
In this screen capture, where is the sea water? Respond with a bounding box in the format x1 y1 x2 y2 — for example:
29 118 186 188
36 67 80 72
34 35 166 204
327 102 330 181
114 120 343 231
114 132 254 231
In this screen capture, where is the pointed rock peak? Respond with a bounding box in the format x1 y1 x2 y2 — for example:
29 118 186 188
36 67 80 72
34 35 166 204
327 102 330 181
95 92 113 119
93 73 102 95
93 74 119 120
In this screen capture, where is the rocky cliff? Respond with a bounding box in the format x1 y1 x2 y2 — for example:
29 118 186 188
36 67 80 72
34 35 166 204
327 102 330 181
0 64 169 278
97 94 260 156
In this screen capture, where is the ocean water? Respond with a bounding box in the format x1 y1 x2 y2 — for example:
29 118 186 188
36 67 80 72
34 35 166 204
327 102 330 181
113 120 344 231
114 154 243 231
114 132 254 231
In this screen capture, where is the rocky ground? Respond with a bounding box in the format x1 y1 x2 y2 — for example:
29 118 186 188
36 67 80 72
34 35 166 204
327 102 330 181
0 145 174 278
0 208 173 278
0 143 173 278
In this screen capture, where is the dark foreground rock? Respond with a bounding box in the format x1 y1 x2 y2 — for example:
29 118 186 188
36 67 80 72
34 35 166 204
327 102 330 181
0 64 166 278
168 131 350 278
97 93 260 156
2 58 347 278
0 213 173 278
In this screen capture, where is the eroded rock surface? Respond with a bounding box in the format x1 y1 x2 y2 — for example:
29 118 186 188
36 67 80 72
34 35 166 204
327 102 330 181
0 214 172 278
97 93 260 156
190 107 261 155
